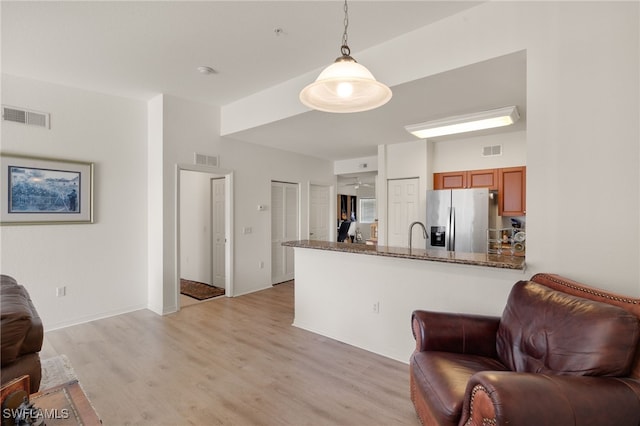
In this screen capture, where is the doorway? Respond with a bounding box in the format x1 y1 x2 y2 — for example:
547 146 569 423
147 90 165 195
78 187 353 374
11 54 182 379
177 167 234 308
271 181 299 285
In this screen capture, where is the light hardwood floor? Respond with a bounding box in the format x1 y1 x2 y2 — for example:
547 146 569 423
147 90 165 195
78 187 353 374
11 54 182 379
41 281 421 425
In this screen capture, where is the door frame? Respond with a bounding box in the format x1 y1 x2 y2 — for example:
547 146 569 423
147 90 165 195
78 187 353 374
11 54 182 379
176 164 234 308
308 182 335 242
210 177 226 288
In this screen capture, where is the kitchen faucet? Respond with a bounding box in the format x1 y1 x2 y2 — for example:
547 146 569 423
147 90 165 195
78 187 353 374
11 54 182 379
409 221 428 250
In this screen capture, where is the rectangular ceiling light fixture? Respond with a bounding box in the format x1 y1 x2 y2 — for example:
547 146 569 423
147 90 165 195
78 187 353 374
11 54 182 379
405 106 520 139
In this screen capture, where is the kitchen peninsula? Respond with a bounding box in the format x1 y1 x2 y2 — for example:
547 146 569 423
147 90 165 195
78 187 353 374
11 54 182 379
283 240 526 362
283 240 525 270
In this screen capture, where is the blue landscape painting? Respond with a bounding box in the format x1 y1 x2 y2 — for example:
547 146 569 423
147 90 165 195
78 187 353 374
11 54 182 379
9 166 80 213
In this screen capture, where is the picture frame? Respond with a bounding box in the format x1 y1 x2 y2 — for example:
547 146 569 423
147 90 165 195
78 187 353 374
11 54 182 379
1 153 94 225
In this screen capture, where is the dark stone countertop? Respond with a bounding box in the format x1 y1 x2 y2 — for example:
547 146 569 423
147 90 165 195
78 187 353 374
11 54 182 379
282 240 526 270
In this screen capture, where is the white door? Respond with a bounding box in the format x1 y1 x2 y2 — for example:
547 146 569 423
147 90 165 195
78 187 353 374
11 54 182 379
387 178 420 248
211 178 225 288
271 182 299 284
309 184 330 241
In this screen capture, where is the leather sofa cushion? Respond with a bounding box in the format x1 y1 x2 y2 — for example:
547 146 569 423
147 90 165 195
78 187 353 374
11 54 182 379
411 351 507 426
1 275 43 365
497 280 640 376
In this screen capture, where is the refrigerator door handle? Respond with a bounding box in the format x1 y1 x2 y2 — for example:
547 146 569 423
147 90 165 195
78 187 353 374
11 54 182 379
449 207 455 251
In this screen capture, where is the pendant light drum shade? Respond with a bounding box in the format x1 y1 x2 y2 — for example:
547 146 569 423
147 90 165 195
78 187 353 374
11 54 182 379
299 56 392 113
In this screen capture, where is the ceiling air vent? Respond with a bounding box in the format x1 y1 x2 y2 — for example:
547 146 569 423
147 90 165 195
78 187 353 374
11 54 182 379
194 153 220 168
2 106 50 129
482 145 502 157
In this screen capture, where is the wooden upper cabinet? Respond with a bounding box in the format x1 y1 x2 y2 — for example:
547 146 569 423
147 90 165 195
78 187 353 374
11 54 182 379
468 169 498 190
434 167 526 216
434 169 498 190
434 171 466 189
498 166 526 216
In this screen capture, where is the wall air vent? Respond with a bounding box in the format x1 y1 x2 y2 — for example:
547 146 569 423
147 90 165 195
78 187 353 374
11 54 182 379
194 153 220 168
482 145 502 157
2 105 50 129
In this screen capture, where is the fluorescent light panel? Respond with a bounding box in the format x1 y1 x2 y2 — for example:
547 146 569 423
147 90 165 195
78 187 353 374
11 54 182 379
405 106 520 139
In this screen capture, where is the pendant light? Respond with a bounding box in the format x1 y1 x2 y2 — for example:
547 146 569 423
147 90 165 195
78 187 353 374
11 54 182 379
299 0 392 113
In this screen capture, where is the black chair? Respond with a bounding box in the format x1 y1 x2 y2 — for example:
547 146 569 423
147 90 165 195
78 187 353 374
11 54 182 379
337 221 351 242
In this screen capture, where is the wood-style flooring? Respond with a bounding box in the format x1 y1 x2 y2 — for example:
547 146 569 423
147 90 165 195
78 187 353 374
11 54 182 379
41 281 420 425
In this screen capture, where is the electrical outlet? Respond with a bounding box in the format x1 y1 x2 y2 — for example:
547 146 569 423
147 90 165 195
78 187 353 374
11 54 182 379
56 286 66 297
372 301 380 314
259 261 265 269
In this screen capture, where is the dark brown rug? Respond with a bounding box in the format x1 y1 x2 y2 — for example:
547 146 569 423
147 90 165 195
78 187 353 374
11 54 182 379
180 279 225 300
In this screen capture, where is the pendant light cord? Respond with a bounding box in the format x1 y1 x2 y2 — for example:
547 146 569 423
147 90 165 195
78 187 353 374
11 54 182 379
341 0 350 56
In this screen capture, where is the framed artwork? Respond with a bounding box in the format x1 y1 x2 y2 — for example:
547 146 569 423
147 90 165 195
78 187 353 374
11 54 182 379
1 154 94 225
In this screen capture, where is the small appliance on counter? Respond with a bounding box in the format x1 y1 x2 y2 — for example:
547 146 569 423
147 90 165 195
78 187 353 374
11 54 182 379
487 226 525 256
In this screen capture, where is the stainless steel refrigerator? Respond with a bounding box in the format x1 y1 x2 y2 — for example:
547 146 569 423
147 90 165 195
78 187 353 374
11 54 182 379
426 188 489 253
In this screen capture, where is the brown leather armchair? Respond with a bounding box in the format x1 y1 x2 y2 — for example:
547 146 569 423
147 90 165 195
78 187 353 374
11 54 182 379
410 273 640 426
1 274 43 392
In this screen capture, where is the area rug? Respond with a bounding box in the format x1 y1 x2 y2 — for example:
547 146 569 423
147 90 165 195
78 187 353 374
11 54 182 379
180 279 225 300
40 354 78 391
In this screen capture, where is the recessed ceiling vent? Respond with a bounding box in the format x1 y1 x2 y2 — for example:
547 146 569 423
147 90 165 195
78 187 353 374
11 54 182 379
2 105 50 129
194 153 220 168
482 145 502 157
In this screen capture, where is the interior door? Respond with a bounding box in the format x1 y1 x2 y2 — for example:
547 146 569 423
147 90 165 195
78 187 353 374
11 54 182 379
271 181 299 284
309 184 330 241
387 178 420 248
210 178 225 288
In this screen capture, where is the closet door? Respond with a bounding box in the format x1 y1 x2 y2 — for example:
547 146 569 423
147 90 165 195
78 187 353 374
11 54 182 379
387 178 419 248
309 184 330 241
271 181 299 284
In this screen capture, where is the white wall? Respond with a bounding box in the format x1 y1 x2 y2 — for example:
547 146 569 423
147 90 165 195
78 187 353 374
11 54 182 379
523 2 638 294
1 74 148 330
334 156 378 175
0 80 335 326
218 135 335 296
431 130 527 172
148 95 335 310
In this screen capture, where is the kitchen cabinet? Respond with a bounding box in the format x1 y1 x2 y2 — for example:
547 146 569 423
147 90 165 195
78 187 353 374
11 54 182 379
468 169 499 190
433 166 526 216
434 171 466 189
498 166 526 216
434 168 498 190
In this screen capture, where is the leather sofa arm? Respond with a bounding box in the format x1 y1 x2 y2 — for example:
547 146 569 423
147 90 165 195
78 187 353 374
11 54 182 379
461 371 640 426
1 279 44 365
411 310 500 358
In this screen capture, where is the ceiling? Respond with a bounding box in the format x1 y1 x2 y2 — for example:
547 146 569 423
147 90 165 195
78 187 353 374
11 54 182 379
2 1 526 161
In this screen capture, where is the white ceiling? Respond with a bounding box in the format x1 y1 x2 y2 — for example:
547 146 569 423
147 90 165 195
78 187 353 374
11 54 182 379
2 1 525 161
